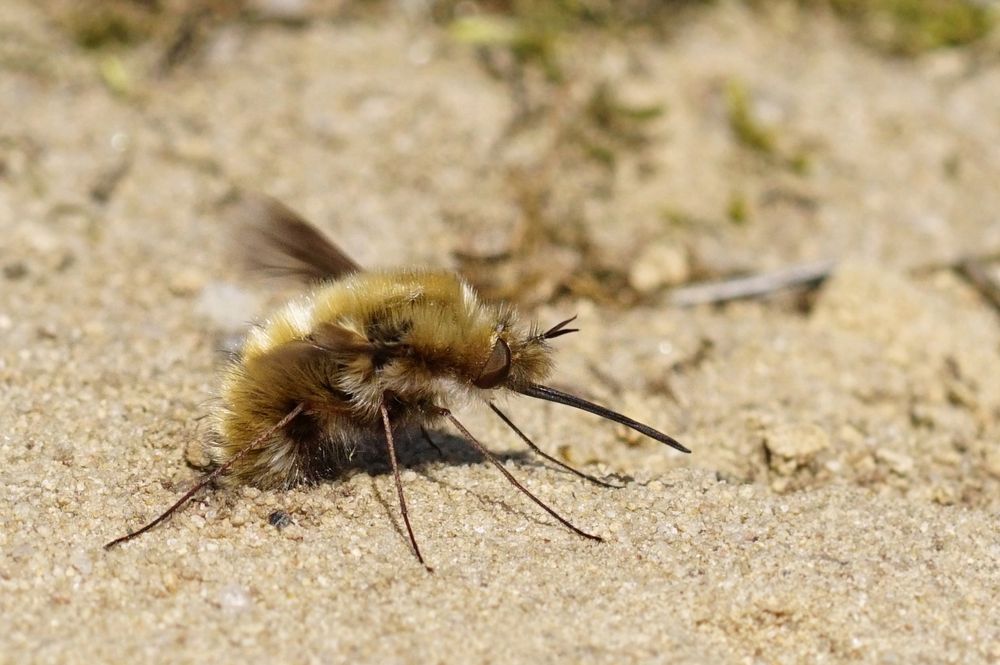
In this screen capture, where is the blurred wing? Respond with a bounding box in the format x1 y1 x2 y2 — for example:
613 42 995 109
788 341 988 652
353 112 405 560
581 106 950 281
234 193 361 282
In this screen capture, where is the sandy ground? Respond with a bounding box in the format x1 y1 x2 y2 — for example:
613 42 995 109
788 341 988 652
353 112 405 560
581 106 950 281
2 1 1000 663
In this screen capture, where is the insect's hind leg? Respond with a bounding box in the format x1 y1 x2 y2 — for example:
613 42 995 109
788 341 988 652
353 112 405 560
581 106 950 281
104 403 306 549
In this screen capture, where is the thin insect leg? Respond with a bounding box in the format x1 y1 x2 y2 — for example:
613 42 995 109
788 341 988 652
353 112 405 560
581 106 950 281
488 403 621 489
420 426 445 458
442 410 603 543
104 402 306 550
380 401 431 571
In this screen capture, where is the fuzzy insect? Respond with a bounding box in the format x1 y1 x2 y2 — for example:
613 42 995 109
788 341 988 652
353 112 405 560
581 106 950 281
104 196 689 569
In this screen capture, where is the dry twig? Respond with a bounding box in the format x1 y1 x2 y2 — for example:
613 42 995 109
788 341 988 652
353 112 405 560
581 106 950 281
668 260 836 307
668 253 1000 312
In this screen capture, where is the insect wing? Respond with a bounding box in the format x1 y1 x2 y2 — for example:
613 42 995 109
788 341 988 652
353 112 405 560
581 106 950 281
235 194 362 282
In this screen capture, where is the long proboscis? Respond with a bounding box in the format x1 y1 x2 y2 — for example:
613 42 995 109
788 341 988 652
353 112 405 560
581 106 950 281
515 383 690 454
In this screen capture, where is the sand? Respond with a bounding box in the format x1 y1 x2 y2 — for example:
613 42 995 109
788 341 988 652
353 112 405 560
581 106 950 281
2 2 999 663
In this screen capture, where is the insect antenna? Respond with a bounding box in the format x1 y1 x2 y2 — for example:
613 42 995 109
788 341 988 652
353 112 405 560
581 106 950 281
541 315 579 340
515 383 690 454
380 401 431 572
488 404 621 489
104 402 306 550
441 409 603 543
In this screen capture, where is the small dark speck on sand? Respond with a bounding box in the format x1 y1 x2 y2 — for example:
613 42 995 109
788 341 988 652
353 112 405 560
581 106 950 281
268 510 293 530
4 262 28 280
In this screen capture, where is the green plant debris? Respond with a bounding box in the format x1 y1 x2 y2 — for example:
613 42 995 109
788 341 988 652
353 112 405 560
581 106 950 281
787 150 813 175
443 0 718 79
61 3 155 50
814 0 994 55
98 55 133 97
444 2 586 80
435 0 717 32
586 82 664 140
726 79 777 156
725 79 816 173
448 14 562 78
560 81 665 168
661 207 714 229
448 15 529 46
51 0 245 62
727 191 751 225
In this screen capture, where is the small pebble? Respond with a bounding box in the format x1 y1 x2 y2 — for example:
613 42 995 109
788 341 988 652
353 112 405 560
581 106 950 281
875 448 915 477
216 584 252 613
628 243 691 293
168 268 206 297
764 422 830 462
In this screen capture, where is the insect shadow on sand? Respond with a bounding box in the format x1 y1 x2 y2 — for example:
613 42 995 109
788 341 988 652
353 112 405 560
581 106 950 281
374 426 611 538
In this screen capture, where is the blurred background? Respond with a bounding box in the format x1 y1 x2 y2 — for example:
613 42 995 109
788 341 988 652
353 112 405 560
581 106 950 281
3 2 1000 661
9 1 1000 288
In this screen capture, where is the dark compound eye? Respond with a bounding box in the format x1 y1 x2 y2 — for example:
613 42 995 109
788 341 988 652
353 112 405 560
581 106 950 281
473 338 511 389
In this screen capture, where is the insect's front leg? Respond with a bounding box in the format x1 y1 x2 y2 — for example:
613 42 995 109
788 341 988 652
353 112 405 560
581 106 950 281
434 406 603 543
378 396 432 572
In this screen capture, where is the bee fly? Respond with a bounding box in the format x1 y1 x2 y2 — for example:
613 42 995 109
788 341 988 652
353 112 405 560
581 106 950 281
105 195 689 569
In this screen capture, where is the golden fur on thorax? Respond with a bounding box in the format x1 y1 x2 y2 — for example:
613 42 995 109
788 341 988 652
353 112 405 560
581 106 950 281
209 269 554 489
